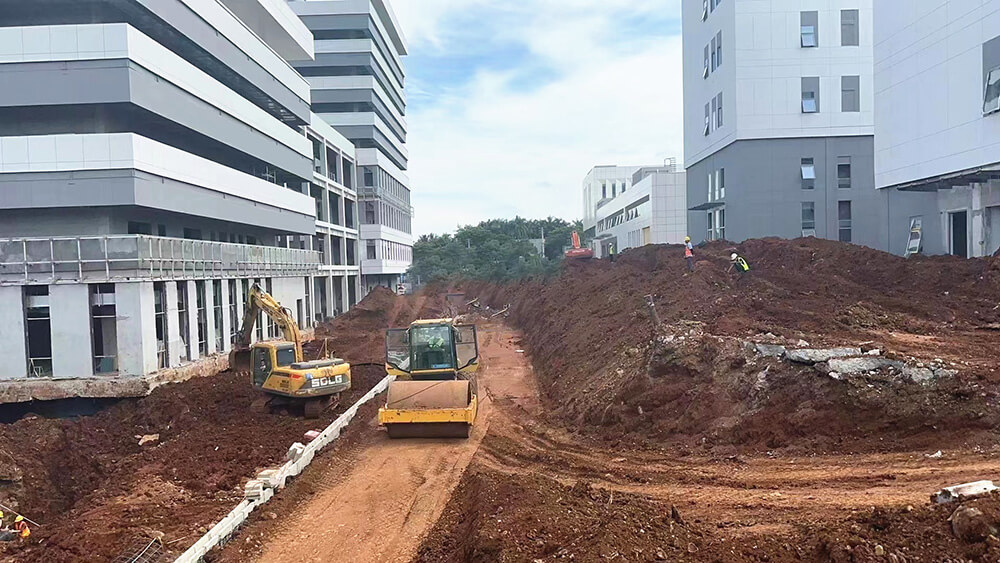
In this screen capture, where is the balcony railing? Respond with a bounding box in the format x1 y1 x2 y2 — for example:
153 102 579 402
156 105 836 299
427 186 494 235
0 235 321 284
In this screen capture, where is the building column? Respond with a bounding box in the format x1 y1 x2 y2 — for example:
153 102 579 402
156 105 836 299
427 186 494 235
340 276 350 314
323 275 335 320
972 183 985 257
0 287 27 380
186 280 200 361
165 281 182 367
50 284 94 377
206 280 218 356
220 279 232 352
116 281 158 377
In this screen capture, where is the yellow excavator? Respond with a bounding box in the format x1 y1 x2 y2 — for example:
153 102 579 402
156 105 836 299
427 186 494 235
378 319 479 438
229 283 351 418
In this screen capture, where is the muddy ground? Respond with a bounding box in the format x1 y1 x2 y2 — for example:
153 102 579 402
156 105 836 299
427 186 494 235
0 287 436 562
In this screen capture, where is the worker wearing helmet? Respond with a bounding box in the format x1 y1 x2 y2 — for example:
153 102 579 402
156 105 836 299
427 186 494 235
728 252 750 280
14 516 29 539
684 236 695 272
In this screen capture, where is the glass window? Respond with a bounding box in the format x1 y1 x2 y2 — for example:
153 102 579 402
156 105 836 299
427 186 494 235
708 171 715 202
275 345 296 367
704 44 710 78
801 12 818 47
711 37 717 71
704 103 711 135
716 31 723 68
801 158 816 190
839 201 853 242
985 67 1000 115
841 10 859 47
802 91 818 113
801 202 816 231
411 325 456 371
716 92 724 128
837 157 852 189
718 168 726 198
702 0 709 21
842 75 860 112
711 97 718 131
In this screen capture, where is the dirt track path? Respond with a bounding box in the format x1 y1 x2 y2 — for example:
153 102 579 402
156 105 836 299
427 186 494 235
253 325 526 563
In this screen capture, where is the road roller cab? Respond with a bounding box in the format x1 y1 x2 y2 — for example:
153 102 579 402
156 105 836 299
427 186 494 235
379 319 479 438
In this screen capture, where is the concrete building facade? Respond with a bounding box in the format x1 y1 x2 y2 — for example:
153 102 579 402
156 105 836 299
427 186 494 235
0 0 362 398
874 0 1000 258
582 163 687 257
683 0 883 248
288 0 413 293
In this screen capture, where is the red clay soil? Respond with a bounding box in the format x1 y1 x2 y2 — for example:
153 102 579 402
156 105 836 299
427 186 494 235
0 287 434 562
466 238 1000 454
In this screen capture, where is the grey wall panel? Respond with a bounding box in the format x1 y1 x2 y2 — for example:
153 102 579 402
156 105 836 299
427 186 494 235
0 60 132 106
0 208 115 237
0 170 138 209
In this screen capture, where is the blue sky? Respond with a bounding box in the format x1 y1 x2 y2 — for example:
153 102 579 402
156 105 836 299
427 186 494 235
392 1 684 236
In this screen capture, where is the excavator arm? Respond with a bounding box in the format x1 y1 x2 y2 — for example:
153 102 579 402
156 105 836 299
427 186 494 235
230 284 303 374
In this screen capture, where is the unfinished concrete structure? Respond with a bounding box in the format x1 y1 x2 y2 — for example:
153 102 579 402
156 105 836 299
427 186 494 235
0 0 362 399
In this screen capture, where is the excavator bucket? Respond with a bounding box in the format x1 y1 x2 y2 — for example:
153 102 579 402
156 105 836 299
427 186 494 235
380 380 476 438
229 347 252 376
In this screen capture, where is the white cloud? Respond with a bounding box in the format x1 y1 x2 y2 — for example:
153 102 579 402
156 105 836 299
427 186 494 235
394 1 684 236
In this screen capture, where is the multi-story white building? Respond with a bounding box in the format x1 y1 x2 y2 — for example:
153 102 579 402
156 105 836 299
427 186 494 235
683 0 884 247
0 0 362 401
582 166 643 237
582 163 687 256
874 0 1000 257
288 0 413 292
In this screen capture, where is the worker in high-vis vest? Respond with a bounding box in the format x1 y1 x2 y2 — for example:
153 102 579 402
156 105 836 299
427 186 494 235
728 253 750 279
14 516 29 539
684 237 695 272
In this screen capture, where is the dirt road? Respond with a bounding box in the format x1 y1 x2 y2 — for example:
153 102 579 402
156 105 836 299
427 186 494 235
246 325 525 563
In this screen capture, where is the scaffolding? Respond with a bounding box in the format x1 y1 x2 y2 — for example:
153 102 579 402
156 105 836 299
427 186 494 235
0 235 322 285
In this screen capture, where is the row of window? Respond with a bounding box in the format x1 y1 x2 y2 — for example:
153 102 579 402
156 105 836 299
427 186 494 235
311 183 359 228
801 76 861 114
707 168 726 202
127 222 266 245
309 134 355 189
801 10 859 48
597 197 650 234
366 239 412 262
801 157 852 190
363 200 412 234
703 31 723 78
363 166 412 207
703 92 724 135
312 233 359 266
707 208 726 241
701 0 723 21
801 201 853 242
600 180 629 200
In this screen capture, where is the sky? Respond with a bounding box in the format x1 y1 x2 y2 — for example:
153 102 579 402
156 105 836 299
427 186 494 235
391 0 684 237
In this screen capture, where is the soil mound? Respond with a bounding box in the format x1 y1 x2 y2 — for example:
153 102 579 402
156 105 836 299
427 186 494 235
467 238 1000 453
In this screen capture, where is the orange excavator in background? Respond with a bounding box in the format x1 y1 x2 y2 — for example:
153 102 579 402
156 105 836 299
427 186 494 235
564 231 594 259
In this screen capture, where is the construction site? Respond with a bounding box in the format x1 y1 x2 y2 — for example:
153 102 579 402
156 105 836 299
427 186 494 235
0 238 999 562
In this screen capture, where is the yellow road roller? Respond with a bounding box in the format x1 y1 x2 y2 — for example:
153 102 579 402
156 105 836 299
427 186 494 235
379 319 479 438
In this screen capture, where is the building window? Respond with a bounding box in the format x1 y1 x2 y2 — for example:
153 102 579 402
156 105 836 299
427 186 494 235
711 36 717 71
90 284 117 374
612 183 617 197
177 283 190 360
704 103 711 135
183 228 202 240
801 158 816 190
801 202 816 235
154 282 168 369
157 224 167 237
985 67 1000 115
715 31 723 68
717 168 726 199
842 75 860 112
196 280 208 355
839 201 853 242
228 279 238 346
837 157 852 189
711 97 718 131
127 221 151 235
311 184 326 222
802 77 820 113
367 241 377 260
715 92 724 128
213 281 224 352
702 0 709 21
707 170 715 202
25 286 52 377
703 44 710 78
841 9 859 46
801 12 818 47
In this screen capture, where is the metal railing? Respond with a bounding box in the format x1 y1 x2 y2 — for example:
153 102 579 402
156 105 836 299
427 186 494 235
0 235 322 285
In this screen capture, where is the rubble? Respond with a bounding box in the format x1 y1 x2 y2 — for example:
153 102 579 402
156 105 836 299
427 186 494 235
827 357 904 374
785 347 861 364
933 481 998 504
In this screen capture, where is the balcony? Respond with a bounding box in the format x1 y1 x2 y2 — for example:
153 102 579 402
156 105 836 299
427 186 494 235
0 235 321 284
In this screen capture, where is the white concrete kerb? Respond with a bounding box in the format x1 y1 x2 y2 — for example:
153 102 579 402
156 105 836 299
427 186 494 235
174 374 395 563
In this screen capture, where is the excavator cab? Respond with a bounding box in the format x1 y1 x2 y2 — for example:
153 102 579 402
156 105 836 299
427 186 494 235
250 343 297 386
380 320 479 438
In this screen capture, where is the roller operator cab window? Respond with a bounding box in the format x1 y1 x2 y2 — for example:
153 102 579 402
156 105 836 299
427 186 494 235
411 325 456 371
275 345 296 367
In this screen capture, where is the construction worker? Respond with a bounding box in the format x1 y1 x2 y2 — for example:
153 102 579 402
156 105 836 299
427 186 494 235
608 242 616 263
728 253 751 280
14 516 29 539
684 237 695 272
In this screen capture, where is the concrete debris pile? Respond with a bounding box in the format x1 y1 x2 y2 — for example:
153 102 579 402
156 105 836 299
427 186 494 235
749 342 958 384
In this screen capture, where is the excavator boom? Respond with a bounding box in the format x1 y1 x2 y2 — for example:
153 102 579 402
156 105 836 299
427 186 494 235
230 284 303 374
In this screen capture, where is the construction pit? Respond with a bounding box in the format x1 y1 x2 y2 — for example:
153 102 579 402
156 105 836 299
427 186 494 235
4 237 1000 562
